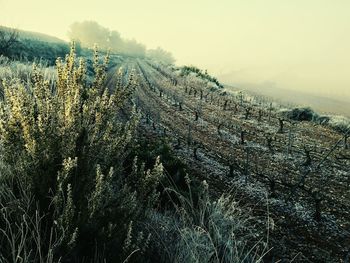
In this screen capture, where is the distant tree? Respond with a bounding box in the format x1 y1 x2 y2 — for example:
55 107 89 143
68 21 146 57
123 38 146 57
147 47 175 64
0 28 19 56
109 30 124 52
68 21 110 49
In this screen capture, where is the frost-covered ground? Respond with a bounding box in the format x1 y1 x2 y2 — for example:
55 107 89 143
133 59 350 261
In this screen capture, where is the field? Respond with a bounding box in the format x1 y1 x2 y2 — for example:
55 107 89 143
129 60 350 261
0 35 349 262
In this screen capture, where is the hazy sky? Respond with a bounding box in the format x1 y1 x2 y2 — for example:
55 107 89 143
1 0 350 100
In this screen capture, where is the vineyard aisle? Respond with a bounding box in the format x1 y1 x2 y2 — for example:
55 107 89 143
113 58 350 262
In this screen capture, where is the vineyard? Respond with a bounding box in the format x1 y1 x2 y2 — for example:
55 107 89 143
1 47 349 262
117 58 350 262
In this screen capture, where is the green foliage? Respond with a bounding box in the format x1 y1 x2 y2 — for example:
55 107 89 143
0 26 74 65
0 27 108 73
3 37 71 65
0 27 19 56
21 39 70 64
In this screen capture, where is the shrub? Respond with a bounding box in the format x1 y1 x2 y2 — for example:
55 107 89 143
0 45 163 262
280 107 318 122
280 107 350 133
180 66 224 89
327 115 350 132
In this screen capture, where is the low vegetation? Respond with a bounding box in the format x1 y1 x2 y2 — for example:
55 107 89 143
280 106 350 133
0 26 71 65
179 65 224 89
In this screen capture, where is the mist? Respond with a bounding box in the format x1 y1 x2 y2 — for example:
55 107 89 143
68 20 147 57
1 0 349 103
68 20 175 64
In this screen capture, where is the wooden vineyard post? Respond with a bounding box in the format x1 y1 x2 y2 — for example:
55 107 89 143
193 143 200 160
239 91 244 106
195 111 199 121
278 118 284 133
175 137 181 149
345 133 349 149
245 107 251 120
179 101 183 111
303 146 312 166
266 135 274 154
287 127 293 156
217 122 223 137
312 191 322 222
240 130 245 145
223 99 228 110
268 103 273 122
258 109 263 122
244 146 250 183
187 123 192 147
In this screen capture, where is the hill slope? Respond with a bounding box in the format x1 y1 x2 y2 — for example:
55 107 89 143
120 58 350 262
223 81 350 118
0 25 66 43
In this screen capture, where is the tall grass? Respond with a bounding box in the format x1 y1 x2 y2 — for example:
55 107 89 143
0 178 58 263
147 179 269 263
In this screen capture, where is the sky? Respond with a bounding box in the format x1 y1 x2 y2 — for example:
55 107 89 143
1 0 350 100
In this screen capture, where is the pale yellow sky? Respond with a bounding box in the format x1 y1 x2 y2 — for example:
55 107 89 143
1 0 350 100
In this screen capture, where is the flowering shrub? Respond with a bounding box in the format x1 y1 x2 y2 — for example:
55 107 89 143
0 45 163 262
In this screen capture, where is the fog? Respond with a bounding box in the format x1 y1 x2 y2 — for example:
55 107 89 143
68 21 147 57
68 21 175 63
1 0 349 102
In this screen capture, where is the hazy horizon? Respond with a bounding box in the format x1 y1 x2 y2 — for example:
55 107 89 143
1 0 349 101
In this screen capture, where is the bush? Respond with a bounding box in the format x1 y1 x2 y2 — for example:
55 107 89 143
0 45 163 262
180 66 224 89
327 115 350 133
280 107 318 122
281 107 350 133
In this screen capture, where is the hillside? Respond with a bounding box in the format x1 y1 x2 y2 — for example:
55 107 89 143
222 81 350 118
0 26 73 64
128 59 350 262
0 25 66 43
